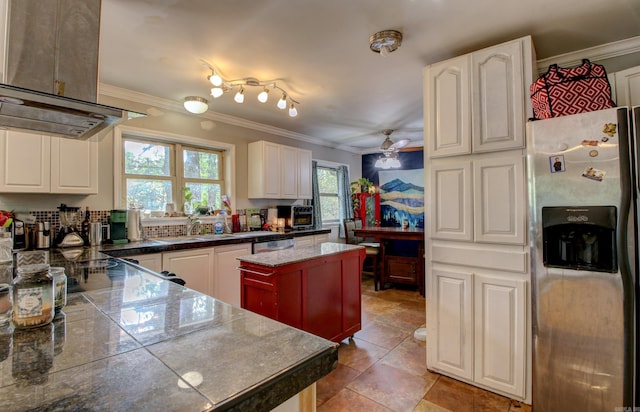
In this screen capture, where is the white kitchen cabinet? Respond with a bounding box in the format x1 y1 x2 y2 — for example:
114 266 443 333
428 269 474 380
248 140 312 199
162 248 214 296
427 268 527 399
51 134 99 193
472 155 525 245
425 36 534 158
127 253 162 273
0 130 50 192
212 242 251 306
294 233 330 249
313 233 329 244
0 129 98 193
430 154 525 245
425 55 471 157
430 159 473 241
294 236 314 249
474 274 526 397
613 65 640 107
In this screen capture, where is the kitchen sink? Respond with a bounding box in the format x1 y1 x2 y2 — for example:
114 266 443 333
152 235 205 244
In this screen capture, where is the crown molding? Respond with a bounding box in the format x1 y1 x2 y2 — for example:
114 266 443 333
536 35 640 72
97 83 363 152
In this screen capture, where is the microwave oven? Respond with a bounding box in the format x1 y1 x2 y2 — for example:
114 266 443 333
277 205 314 229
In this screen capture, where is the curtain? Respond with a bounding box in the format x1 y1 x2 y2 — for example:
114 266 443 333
337 165 352 238
311 161 323 229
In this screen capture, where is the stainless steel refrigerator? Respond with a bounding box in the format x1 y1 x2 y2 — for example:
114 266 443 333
527 106 638 411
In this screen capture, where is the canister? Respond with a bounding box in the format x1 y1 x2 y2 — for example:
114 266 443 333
12 264 54 329
89 222 103 246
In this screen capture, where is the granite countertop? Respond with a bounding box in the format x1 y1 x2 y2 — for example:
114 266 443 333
0 257 338 411
101 229 331 258
236 242 364 268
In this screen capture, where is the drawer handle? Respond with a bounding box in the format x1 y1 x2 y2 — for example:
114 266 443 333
238 266 275 276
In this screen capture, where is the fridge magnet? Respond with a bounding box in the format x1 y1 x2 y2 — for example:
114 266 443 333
549 155 566 173
589 150 599 157
603 123 616 137
581 139 599 146
601 136 609 142
582 166 606 181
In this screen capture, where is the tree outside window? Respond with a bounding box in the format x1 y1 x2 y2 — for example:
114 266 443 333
317 166 339 223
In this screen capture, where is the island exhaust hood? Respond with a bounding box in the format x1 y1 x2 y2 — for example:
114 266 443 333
0 83 131 139
1 0 141 140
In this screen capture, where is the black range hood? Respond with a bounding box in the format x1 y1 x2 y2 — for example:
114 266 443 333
0 83 136 140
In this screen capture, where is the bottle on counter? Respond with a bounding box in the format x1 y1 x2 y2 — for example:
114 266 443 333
12 264 54 329
82 206 91 246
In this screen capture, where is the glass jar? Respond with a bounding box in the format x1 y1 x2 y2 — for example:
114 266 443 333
0 230 12 264
12 264 54 329
50 267 67 312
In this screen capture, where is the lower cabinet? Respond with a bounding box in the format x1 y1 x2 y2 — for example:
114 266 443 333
127 253 162 273
127 243 252 304
212 243 252 306
240 247 364 342
162 248 215 296
295 233 331 249
428 268 527 398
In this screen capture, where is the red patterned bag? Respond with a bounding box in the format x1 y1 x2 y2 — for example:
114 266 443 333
530 59 616 119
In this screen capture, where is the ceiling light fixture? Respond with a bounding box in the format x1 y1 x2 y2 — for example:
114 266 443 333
183 96 209 114
197 61 300 117
375 129 409 169
369 30 403 56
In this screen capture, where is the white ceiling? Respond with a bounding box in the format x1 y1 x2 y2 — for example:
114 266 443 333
98 0 640 153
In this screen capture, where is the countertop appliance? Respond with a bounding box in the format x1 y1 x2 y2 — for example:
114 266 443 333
527 107 639 410
277 205 314 229
54 204 84 248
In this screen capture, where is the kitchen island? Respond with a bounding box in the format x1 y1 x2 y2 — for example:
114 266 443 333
0 255 338 411
238 243 365 342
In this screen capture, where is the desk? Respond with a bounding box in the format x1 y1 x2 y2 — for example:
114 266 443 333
353 227 425 296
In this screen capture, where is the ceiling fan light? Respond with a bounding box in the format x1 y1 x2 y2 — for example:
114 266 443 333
277 94 287 109
208 72 223 87
288 103 298 117
234 87 245 103
210 87 224 98
257 88 269 103
183 96 208 114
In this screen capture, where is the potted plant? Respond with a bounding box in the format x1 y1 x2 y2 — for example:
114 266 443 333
350 178 373 219
183 187 193 215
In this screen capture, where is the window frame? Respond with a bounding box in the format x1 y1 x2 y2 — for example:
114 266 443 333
316 164 341 225
114 126 236 214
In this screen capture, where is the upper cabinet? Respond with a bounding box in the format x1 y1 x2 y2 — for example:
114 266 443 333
425 36 535 158
0 130 98 193
248 140 312 199
613 65 640 107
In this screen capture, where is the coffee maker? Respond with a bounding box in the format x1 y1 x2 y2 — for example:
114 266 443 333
109 210 128 244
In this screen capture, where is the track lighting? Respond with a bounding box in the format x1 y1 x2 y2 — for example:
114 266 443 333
190 60 300 116
183 96 209 114
234 87 245 103
208 71 223 87
277 94 287 109
288 103 298 117
257 88 269 103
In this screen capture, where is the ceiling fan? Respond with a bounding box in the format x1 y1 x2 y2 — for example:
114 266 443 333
375 129 410 169
379 129 410 157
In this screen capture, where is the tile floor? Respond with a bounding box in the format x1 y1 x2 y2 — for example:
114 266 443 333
315 276 533 412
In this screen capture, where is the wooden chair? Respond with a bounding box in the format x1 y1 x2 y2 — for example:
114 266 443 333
343 219 381 291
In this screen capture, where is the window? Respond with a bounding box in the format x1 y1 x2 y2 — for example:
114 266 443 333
123 138 224 212
317 166 339 223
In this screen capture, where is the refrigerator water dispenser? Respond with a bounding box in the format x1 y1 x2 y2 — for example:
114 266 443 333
542 206 617 273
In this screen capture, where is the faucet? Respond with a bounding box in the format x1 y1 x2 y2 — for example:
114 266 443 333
186 215 200 236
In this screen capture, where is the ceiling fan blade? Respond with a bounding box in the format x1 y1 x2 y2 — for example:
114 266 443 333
390 138 410 149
